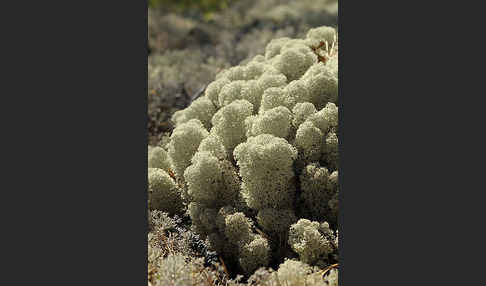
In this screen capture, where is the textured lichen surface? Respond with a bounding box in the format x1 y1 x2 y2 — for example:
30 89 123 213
148 24 339 284
147 0 338 145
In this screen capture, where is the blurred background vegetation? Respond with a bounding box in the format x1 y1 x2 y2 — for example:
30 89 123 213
149 0 234 20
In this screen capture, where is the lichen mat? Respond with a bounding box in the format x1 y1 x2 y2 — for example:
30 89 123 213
149 26 339 285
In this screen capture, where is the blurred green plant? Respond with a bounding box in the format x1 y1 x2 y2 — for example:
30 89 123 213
149 0 234 20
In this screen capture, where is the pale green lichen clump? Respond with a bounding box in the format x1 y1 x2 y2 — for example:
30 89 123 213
147 26 339 277
148 168 184 215
288 219 337 266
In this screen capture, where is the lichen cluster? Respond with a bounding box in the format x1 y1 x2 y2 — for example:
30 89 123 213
148 25 339 281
